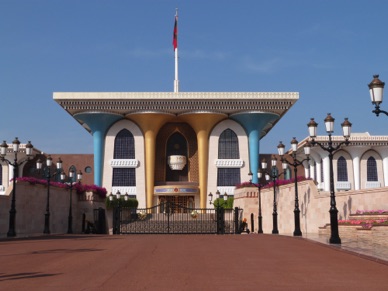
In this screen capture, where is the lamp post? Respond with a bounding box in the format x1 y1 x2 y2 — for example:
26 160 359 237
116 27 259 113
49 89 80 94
208 190 228 234
277 139 311 236
109 190 127 235
60 169 82 234
0 138 33 237
36 155 63 234
368 74 386 116
249 171 264 234
108 193 116 234
307 113 352 244
260 155 283 234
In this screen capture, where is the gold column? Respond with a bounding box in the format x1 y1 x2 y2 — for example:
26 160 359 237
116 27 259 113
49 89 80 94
128 113 173 208
180 113 226 208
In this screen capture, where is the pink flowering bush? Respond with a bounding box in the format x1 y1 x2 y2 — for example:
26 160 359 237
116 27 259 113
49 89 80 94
355 210 388 215
338 218 388 228
16 177 107 198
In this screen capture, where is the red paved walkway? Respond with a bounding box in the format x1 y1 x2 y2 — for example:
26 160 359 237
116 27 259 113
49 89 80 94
0 234 387 290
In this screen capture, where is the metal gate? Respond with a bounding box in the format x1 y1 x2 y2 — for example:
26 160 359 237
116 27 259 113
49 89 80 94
112 201 242 234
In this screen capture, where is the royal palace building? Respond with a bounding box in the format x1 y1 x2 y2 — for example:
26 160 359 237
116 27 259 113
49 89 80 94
54 92 299 209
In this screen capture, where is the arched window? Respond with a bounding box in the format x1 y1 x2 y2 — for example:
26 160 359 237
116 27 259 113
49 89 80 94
112 129 136 187
217 129 240 186
320 159 324 182
114 129 135 159
367 157 378 182
218 129 239 159
337 156 348 181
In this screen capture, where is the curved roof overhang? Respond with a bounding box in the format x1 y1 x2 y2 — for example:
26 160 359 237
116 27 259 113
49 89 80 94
54 92 299 136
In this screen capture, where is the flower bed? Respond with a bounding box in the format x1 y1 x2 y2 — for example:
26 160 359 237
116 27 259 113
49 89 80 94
355 210 388 215
339 209 388 229
338 219 388 229
16 177 107 198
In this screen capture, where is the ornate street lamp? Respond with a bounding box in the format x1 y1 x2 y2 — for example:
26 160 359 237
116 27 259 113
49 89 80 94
36 155 63 234
307 113 352 244
109 191 125 235
260 155 283 234
0 138 33 237
277 139 311 236
249 171 265 234
208 192 213 204
368 74 386 116
208 190 227 206
60 169 82 234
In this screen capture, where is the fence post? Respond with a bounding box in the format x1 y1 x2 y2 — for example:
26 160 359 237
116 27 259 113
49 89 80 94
112 207 116 234
82 213 86 233
234 207 240 234
250 213 254 233
167 200 171 234
113 206 120 235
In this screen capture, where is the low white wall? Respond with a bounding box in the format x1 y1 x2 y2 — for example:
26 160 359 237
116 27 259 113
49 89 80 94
0 181 105 238
234 180 388 234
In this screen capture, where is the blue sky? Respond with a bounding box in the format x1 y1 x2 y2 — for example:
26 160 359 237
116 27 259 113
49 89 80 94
1 0 388 154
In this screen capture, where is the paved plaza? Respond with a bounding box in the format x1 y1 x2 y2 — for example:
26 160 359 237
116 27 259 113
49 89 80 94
0 234 387 290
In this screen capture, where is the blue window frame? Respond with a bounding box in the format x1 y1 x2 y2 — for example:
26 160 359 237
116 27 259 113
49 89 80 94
337 156 348 182
112 129 136 186
217 129 240 186
217 168 241 186
367 157 378 182
114 129 135 159
218 129 239 159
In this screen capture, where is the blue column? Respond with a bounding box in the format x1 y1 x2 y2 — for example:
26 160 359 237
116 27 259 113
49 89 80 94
74 113 123 186
231 113 278 184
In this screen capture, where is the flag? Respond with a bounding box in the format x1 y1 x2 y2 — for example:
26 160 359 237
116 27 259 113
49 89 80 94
172 15 178 50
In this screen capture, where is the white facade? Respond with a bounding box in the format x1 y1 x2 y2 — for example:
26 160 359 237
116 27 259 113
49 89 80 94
207 119 249 207
0 143 38 195
295 133 388 192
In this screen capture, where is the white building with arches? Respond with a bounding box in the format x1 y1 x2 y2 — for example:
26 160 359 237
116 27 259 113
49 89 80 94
294 133 388 192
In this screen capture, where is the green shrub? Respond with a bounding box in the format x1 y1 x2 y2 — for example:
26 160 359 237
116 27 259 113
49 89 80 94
105 197 139 209
213 197 234 209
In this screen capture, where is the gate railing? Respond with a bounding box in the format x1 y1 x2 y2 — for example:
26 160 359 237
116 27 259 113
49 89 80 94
112 201 242 235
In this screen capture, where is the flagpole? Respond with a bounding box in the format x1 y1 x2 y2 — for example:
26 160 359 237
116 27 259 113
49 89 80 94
173 8 179 93
174 47 179 93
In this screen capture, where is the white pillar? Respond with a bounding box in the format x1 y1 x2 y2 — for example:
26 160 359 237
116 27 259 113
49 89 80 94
383 156 388 187
309 160 317 181
304 160 311 178
352 156 360 190
9 164 14 181
374 147 388 187
322 154 330 192
347 147 364 191
316 159 322 188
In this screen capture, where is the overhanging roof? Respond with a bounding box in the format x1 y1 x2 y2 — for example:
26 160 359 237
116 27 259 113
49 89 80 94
54 91 299 137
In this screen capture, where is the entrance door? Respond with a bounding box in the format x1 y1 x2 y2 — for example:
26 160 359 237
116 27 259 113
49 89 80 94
159 196 194 213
